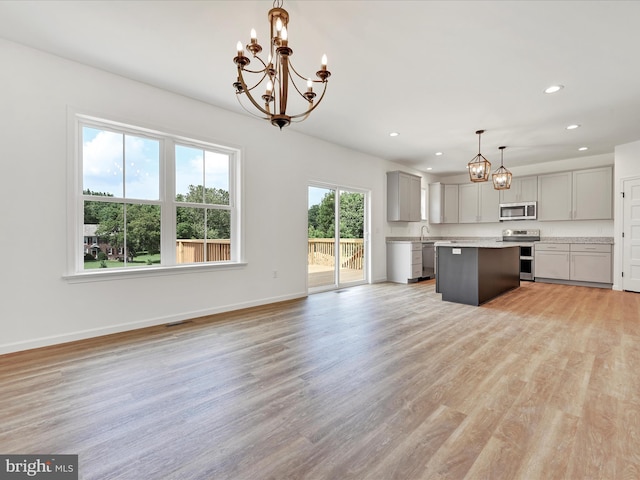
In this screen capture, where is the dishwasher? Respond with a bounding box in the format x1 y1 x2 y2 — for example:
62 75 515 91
422 242 435 279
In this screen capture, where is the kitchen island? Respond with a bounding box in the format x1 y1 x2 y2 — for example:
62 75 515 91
435 241 520 306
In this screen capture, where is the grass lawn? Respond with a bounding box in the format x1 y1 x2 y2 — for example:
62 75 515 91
84 253 161 269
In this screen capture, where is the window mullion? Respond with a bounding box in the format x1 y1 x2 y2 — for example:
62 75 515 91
162 138 176 265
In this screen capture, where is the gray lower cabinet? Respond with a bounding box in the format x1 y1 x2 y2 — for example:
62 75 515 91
535 244 570 279
387 242 422 283
535 243 612 286
570 244 612 283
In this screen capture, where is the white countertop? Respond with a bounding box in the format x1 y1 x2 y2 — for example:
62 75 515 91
434 240 523 248
387 236 614 245
386 239 436 244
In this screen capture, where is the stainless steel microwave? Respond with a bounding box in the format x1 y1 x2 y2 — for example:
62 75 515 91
499 202 537 221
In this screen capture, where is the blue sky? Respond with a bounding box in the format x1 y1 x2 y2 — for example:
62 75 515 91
308 186 332 207
82 127 229 199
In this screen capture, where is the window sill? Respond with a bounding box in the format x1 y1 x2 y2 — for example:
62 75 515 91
63 261 248 284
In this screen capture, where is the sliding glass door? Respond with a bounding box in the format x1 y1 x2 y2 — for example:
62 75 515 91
308 185 367 291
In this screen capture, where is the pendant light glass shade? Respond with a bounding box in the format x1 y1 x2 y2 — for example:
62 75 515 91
468 130 491 182
492 146 513 190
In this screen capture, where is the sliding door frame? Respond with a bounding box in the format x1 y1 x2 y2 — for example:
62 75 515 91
307 182 370 293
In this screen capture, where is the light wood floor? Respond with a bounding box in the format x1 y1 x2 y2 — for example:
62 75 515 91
1 281 640 479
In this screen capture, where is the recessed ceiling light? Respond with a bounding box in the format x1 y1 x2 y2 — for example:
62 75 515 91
578 146 588 151
544 85 564 94
435 152 443 156
426 167 433 171
389 132 399 137
566 124 580 130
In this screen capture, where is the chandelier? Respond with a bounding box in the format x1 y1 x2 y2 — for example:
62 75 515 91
233 0 331 129
468 130 491 182
492 146 513 190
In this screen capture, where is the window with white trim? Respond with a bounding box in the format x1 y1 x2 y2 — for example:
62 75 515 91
74 116 240 274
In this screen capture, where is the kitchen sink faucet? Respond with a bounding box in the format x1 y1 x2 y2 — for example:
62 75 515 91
421 225 430 240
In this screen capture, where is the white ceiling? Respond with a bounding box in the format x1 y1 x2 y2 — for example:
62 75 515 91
2 0 640 176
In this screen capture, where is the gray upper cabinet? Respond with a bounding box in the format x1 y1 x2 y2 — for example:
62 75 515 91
443 184 459 223
387 171 421 222
458 183 499 223
537 167 612 221
537 172 573 221
458 184 478 223
499 176 537 204
429 182 459 224
479 182 500 222
572 167 613 220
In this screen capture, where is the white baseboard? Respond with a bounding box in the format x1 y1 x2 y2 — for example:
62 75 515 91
0 291 308 355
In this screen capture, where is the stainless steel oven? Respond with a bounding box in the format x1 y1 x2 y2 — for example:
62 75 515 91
501 229 540 281
519 245 534 281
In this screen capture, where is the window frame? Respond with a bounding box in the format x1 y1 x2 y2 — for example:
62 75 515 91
65 111 244 283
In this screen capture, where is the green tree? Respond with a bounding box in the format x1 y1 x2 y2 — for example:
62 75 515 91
339 192 364 239
83 190 115 224
308 191 364 239
126 204 161 254
307 204 321 237
95 204 160 258
84 185 230 260
315 191 335 238
176 185 230 240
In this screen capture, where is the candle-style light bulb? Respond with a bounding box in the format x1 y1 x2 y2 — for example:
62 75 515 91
236 41 244 56
266 80 273 95
281 26 288 43
250 28 257 43
321 54 327 69
276 18 283 33
307 78 313 91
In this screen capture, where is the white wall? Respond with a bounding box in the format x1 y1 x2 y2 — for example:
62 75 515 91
0 39 415 354
613 140 640 290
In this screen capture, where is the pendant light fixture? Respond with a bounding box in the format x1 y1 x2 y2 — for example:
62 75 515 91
492 146 513 190
468 130 491 182
232 0 331 129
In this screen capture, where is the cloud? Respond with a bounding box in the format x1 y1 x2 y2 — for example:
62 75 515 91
83 128 160 199
83 128 229 201
176 145 229 198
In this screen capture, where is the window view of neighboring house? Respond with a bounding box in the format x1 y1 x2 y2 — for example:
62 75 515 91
76 117 240 272
83 224 109 258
